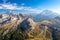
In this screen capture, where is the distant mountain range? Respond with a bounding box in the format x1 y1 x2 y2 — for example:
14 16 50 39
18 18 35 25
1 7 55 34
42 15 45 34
32 10 60 22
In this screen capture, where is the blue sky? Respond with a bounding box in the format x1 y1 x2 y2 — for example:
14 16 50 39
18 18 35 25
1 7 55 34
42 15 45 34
0 0 60 14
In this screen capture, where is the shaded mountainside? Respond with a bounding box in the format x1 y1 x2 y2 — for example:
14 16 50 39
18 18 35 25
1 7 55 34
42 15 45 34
0 13 60 40
39 16 60 40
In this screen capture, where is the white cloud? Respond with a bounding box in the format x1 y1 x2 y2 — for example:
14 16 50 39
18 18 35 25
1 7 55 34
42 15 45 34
0 3 41 14
48 9 60 14
23 7 41 13
0 6 3 9
0 0 60 14
1 4 17 10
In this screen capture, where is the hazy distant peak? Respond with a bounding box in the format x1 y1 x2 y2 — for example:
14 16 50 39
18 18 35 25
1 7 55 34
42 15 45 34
43 9 52 12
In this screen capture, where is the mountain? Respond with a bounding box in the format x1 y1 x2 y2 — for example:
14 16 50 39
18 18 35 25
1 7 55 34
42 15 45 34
0 11 60 40
32 10 59 22
39 16 60 40
0 13 53 40
0 14 10 24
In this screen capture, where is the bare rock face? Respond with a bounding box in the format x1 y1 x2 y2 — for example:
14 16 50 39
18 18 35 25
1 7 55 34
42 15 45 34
0 13 60 40
0 14 10 24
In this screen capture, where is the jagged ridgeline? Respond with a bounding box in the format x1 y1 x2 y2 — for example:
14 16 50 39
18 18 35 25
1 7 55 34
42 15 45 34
0 12 60 40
